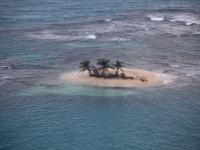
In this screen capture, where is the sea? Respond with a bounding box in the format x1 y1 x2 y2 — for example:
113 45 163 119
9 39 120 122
0 0 200 149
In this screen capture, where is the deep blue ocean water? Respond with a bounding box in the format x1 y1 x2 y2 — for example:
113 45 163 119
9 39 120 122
0 0 200 149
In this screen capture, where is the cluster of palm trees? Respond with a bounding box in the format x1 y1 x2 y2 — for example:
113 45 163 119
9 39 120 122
79 58 125 78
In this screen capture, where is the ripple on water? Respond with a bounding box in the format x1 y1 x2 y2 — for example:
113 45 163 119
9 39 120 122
18 84 136 97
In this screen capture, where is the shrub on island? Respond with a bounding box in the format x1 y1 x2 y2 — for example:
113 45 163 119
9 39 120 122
79 58 147 82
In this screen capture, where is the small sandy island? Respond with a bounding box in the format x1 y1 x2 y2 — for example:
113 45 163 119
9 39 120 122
60 68 174 88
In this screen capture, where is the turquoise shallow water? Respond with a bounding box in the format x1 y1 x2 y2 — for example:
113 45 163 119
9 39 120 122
0 0 200 149
18 85 135 97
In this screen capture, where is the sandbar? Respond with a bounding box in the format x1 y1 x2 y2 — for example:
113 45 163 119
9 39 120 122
59 68 174 88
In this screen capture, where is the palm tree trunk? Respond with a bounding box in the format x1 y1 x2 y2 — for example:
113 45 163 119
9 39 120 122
103 69 105 77
89 71 91 76
89 69 92 76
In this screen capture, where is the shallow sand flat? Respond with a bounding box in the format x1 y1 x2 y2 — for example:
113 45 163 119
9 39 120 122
59 68 173 88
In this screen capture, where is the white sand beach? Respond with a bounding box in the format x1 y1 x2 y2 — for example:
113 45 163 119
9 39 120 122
60 68 173 88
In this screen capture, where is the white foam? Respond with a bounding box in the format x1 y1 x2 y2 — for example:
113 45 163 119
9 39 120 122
158 23 193 36
0 65 11 69
168 13 200 25
156 73 176 85
28 30 68 41
0 66 7 69
1 76 13 79
170 64 180 68
148 13 200 26
185 22 193 25
148 15 164 21
28 30 97 41
109 37 129 42
194 32 200 35
186 71 200 77
186 73 192 77
104 18 112 22
85 34 96 39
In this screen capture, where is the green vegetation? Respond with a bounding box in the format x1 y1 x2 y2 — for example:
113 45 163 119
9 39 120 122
79 58 148 82
79 60 91 76
113 60 124 76
97 58 114 77
79 58 126 78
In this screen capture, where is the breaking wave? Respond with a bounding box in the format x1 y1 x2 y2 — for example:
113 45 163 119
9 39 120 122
169 13 200 25
147 12 200 25
147 15 165 21
156 72 177 85
194 32 200 35
169 64 180 68
0 65 12 70
85 34 96 39
26 10 200 42
104 18 112 22
28 30 97 41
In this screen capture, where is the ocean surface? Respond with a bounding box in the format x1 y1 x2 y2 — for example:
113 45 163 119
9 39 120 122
0 0 200 149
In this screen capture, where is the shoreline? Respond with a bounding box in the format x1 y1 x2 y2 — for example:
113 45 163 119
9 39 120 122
59 68 174 88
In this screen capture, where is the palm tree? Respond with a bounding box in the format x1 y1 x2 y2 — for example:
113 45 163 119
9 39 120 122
113 60 124 76
79 60 91 76
97 58 113 76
